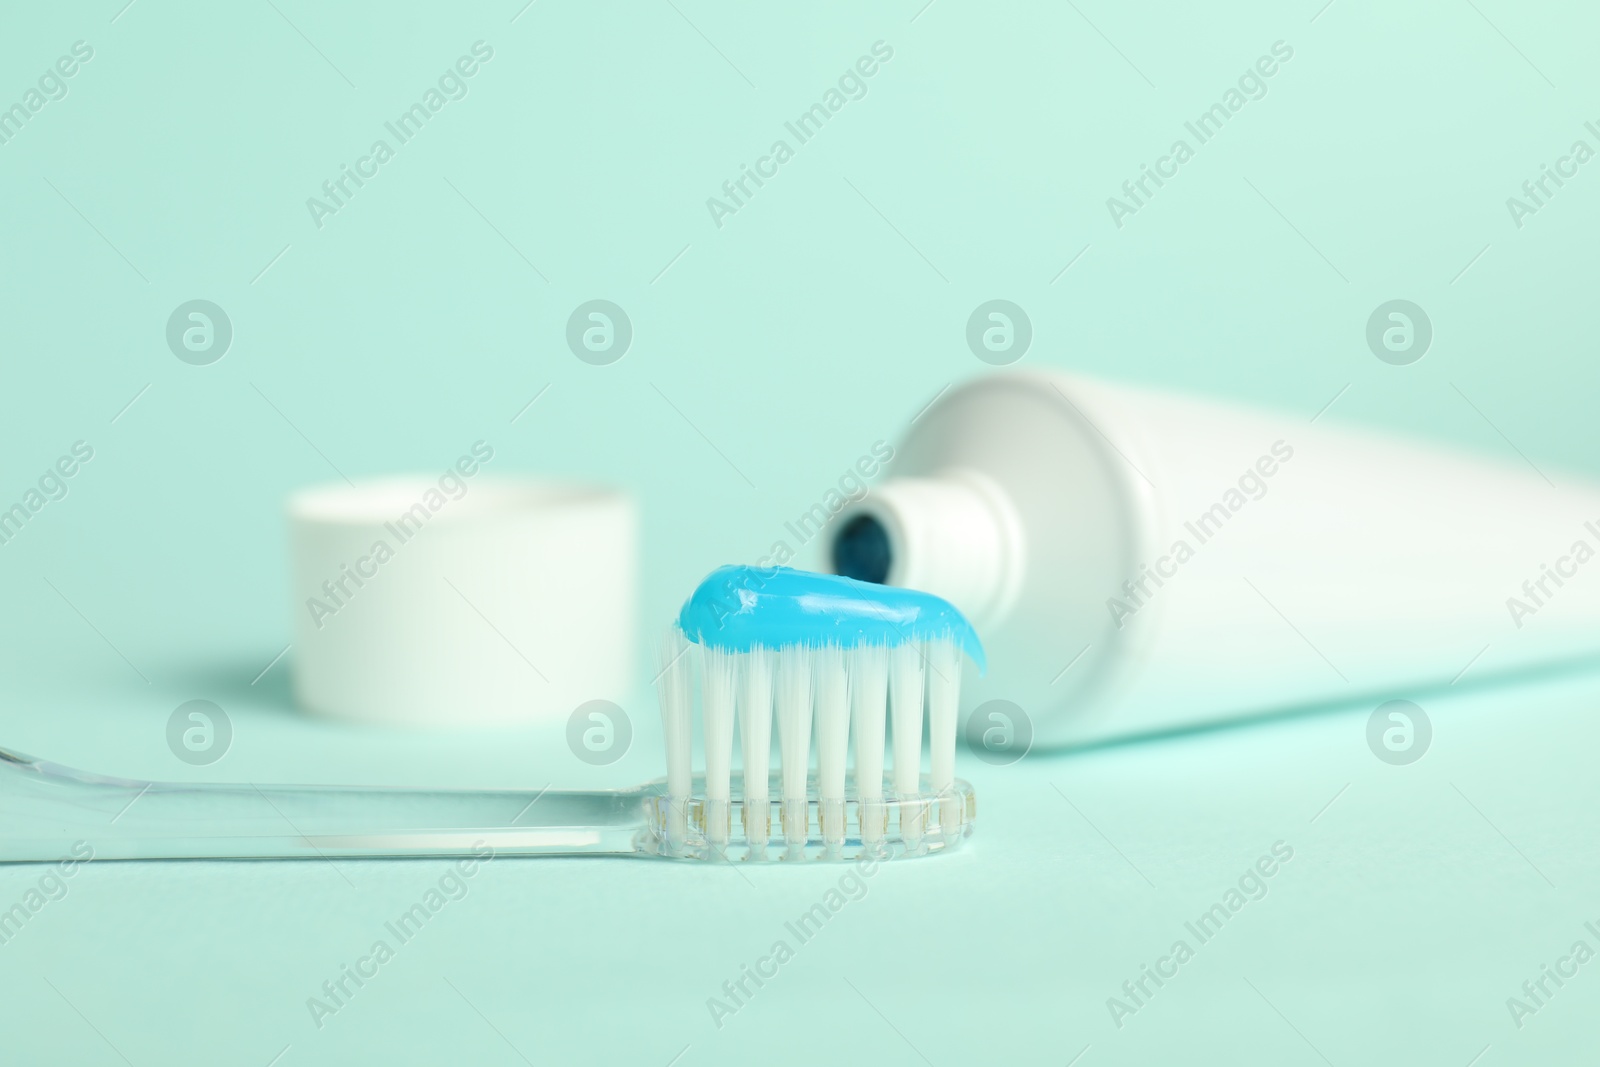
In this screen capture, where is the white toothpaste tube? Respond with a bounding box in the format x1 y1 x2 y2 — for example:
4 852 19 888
831 371 1600 747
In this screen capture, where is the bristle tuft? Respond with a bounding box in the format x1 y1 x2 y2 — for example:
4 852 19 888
737 644 774 849
775 644 815 849
701 645 737 845
888 642 926 796
814 644 850 847
926 636 962 837
850 643 890 843
888 641 928 847
655 627 693 840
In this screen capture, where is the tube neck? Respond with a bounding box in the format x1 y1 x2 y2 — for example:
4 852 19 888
831 470 1023 628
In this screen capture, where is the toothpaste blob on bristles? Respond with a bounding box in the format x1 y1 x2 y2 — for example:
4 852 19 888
677 565 987 670
657 565 985 854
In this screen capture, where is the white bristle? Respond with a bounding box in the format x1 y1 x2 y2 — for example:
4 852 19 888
775 645 815 848
888 642 926 796
737 644 773 849
701 646 737 846
849 644 889 844
655 628 693 841
888 641 928 847
925 637 962 837
813 644 850 847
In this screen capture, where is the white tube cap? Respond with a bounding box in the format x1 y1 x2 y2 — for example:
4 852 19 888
287 476 636 727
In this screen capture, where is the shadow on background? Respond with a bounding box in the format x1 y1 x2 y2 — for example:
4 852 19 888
152 651 297 716
1019 653 1600 761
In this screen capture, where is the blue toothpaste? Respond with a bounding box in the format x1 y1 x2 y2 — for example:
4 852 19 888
677 565 986 673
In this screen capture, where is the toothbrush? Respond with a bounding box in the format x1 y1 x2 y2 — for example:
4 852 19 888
0 567 984 863
668 565 987 858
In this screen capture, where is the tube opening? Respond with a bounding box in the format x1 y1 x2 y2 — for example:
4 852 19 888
832 513 893 585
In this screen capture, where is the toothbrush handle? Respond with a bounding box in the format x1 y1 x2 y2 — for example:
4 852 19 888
0 751 652 862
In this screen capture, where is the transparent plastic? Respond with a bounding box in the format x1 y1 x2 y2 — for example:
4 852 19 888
0 749 974 863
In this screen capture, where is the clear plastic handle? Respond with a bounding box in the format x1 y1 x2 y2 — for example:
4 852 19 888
0 749 974 863
0 749 643 861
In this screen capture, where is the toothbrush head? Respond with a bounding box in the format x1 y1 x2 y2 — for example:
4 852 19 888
651 565 985 862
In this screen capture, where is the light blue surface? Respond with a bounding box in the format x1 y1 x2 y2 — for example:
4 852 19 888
4 670 1598 1064
2 0 1599 1063
677 565 987 670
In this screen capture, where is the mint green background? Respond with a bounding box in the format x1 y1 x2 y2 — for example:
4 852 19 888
2 1 1598 1064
